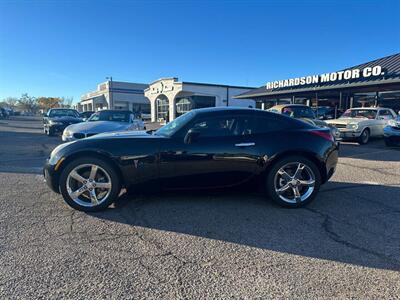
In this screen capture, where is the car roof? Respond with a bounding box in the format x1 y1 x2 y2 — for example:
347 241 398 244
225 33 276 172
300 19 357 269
269 104 311 110
348 107 385 110
190 106 300 120
190 106 254 115
97 110 132 114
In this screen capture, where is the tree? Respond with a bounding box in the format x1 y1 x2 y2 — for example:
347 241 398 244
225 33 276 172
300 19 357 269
37 97 62 110
4 97 18 107
17 93 38 113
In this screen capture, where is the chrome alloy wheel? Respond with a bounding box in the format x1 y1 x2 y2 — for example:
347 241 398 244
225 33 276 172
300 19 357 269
66 164 112 207
273 162 316 204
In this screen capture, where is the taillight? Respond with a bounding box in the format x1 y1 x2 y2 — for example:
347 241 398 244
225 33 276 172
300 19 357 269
310 130 334 142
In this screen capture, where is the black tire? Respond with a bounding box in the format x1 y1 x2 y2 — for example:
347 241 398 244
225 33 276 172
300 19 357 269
59 156 121 212
358 128 370 145
384 138 394 147
47 127 55 136
266 155 321 208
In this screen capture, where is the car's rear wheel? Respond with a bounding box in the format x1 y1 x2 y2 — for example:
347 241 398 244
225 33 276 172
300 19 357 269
59 157 121 212
266 156 321 208
358 128 370 145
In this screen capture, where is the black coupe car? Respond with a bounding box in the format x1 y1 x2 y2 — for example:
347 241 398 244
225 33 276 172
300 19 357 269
44 107 339 211
43 108 82 136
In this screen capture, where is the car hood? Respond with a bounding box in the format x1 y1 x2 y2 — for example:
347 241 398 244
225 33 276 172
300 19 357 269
65 121 132 133
326 118 366 125
88 130 156 139
49 116 82 123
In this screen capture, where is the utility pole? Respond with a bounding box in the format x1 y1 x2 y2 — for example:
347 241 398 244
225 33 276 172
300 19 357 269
106 76 113 109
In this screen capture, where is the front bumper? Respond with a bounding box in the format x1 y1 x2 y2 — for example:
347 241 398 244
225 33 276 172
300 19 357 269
49 124 69 134
337 129 362 139
384 126 400 137
43 159 61 193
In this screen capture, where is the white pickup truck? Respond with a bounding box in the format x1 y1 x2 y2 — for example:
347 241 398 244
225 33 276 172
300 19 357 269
326 107 397 144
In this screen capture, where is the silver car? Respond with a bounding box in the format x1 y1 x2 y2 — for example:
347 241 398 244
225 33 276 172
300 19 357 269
62 110 145 142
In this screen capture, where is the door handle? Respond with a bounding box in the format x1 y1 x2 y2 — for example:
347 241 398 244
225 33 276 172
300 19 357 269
235 142 255 147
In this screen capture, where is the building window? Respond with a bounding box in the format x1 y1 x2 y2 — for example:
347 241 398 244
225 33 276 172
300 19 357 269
176 98 193 116
156 96 169 121
175 95 216 117
379 90 400 112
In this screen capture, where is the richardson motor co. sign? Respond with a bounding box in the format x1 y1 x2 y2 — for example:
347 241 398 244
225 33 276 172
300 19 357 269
266 66 384 90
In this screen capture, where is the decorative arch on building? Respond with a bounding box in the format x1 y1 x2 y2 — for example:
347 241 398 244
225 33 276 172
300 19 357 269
155 94 169 121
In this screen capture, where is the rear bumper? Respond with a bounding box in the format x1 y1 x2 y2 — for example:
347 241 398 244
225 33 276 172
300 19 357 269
324 142 339 182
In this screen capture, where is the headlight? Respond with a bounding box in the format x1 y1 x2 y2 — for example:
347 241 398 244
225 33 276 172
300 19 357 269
49 120 63 125
346 123 359 130
388 119 397 127
63 129 73 137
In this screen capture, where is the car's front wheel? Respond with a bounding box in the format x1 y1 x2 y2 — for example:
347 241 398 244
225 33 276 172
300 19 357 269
46 127 55 136
384 138 395 147
358 128 370 145
59 157 121 212
266 156 321 208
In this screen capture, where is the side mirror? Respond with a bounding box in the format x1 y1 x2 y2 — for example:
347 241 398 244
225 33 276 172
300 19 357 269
184 128 201 144
82 117 87 121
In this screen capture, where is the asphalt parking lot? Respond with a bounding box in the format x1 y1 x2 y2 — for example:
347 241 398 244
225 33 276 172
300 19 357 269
1 116 399 299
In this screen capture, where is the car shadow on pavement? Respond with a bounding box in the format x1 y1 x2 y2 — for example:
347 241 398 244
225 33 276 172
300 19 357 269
91 181 400 271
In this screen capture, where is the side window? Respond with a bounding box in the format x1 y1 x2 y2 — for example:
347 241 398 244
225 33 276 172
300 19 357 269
378 110 394 120
190 115 253 138
254 115 290 134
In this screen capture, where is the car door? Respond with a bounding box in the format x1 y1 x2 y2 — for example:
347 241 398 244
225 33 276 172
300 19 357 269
159 113 260 190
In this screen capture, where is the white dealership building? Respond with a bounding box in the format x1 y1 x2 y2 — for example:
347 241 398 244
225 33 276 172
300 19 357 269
78 81 150 114
78 77 256 122
144 78 255 122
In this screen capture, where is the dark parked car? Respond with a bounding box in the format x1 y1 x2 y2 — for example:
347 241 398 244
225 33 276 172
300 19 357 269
43 108 82 136
44 107 339 211
0 107 9 119
80 111 95 120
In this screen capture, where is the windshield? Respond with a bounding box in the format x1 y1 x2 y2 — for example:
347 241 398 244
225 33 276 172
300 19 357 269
340 109 377 119
282 106 315 119
49 109 79 118
154 111 195 137
88 111 131 122
314 107 331 114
